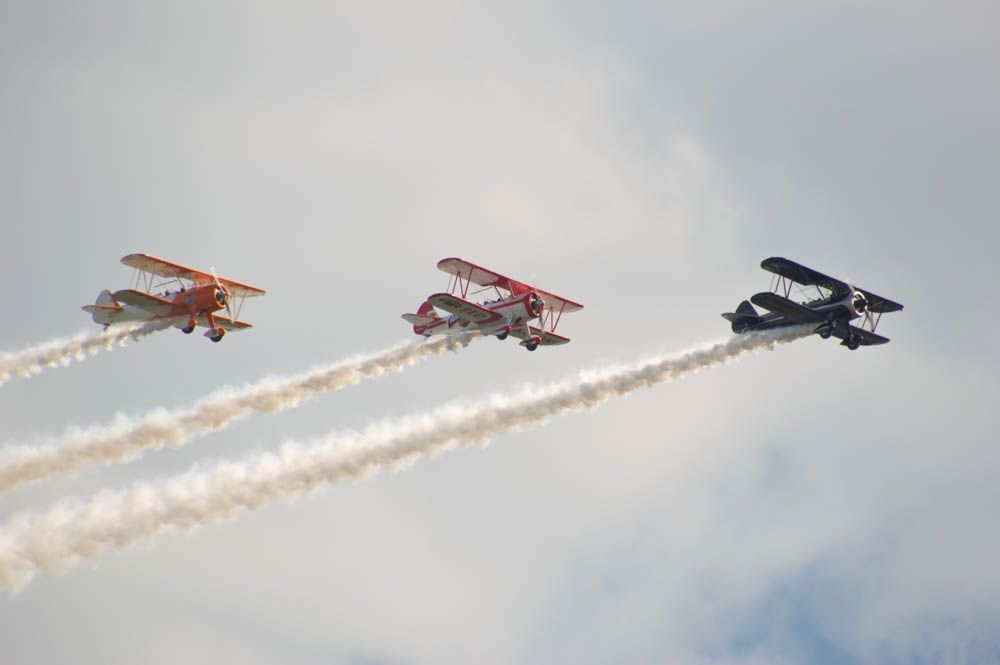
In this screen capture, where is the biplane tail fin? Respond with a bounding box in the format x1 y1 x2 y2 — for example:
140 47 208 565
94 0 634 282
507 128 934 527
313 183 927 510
735 300 758 318
416 301 437 318
401 301 439 334
95 289 117 307
721 300 761 333
82 290 123 325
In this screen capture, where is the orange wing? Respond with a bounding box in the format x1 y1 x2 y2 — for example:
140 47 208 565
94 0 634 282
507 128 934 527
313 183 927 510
120 253 266 298
111 289 175 315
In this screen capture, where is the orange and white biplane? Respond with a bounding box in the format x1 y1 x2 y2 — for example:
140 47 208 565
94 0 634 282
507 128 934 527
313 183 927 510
402 258 583 351
82 253 266 342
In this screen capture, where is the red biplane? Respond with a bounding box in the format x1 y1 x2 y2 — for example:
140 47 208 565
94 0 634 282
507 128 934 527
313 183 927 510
402 258 583 351
82 253 266 343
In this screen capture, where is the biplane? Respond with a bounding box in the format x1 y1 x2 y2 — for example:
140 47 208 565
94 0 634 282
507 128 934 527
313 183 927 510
402 258 583 351
722 257 903 350
82 253 266 342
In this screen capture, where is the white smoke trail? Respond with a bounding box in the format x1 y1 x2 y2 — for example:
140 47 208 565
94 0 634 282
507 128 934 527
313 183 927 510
0 322 165 387
0 334 478 495
0 327 809 593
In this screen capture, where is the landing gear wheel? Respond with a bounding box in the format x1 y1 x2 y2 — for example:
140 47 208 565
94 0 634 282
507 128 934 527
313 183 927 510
845 337 860 351
819 329 832 340
526 341 539 352
210 333 225 343
182 324 195 334
497 332 509 341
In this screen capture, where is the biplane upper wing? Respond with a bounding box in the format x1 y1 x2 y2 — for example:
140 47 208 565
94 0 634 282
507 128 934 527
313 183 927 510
834 323 890 346
194 314 253 331
761 257 902 313
436 258 532 295
111 289 175 316
120 253 266 298
508 325 571 346
437 258 583 312
750 292 826 323
761 257 851 296
535 289 584 314
427 293 504 325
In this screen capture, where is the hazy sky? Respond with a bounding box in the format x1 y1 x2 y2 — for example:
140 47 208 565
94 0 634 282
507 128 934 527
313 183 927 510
1 2 998 664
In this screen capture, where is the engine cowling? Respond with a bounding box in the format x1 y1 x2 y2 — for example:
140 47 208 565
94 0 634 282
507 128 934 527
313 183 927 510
528 292 545 317
851 291 868 316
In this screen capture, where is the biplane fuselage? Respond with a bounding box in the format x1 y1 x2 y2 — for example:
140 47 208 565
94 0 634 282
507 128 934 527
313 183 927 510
723 257 903 350
412 291 544 337
86 283 228 326
83 253 265 343
403 258 583 351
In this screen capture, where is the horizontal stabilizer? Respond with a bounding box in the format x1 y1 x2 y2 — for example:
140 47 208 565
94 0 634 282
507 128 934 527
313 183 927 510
401 313 437 326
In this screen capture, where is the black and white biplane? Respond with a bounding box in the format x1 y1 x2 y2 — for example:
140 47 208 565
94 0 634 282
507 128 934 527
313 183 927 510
722 257 903 350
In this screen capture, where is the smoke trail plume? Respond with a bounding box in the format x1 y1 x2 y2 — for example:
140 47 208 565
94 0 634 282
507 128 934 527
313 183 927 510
0 323 166 387
0 327 808 593
0 334 478 495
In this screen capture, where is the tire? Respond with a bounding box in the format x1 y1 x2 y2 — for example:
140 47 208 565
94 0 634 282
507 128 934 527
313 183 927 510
497 332 508 341
210 334 224 343
526 342 538 352
819 329 831 340
846 337 860 351
181 325 195 334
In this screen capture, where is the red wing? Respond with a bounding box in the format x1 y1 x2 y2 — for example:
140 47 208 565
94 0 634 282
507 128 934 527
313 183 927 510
427 293 504 325
535 289 584 314
436 258 532 295
120 253 266 298
508 325 571 346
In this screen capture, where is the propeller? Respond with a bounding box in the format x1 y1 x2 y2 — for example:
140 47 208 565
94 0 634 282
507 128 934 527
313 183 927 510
846 282 875 342
210 266 235 324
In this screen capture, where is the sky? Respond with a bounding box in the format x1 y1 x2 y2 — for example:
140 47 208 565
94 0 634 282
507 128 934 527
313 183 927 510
1 1 998 663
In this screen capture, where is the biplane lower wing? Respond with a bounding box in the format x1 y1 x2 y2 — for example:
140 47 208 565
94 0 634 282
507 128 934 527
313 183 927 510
750 292 826 323
194 314 252 331
112 289 175 316
835 324 889 346
509 325 570 346
427 293 504 325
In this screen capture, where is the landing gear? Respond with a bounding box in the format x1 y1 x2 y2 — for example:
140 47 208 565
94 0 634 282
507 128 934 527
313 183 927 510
819 328 832 340
525 339 539 352
181 324 195 334
208 327 226 343
496 331 509 341
844 336 860 351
